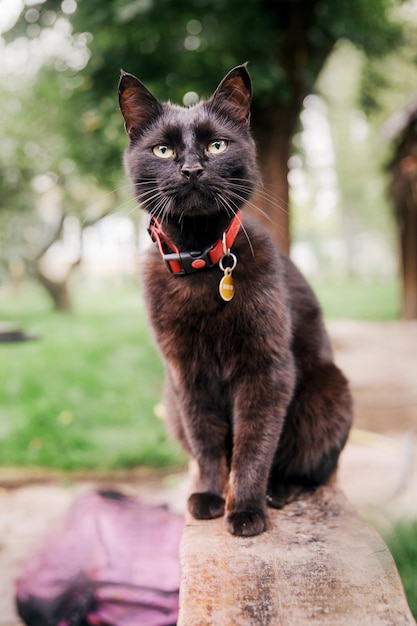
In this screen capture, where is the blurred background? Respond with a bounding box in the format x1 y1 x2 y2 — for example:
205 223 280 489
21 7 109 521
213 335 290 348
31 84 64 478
0 0 417 619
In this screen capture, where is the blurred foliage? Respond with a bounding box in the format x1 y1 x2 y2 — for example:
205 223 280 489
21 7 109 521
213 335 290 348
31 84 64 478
0 0 414 286
360 4 417 117
289 15 417 280
385 518 417 619
318 42 398 269
1 0 404 190
313 277 401 319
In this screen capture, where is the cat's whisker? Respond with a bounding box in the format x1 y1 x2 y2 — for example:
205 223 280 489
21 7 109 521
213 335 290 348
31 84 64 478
216 193 234 219
178 209 188 229
155 197 173 226
217 193 255 257
226 188 284 228
152 197 170 223
228 182 289 217
137 188 169 215
251 191 289 216
78 197 140 230
224 186 274 221
132 178 159 188
239 222 255 257
112 195 139 210
156 196 171 215
138 193 164 210
136 187 159 197
136 185 163 200
215 194 243 246
217 194 235 220
214 195 227 217
229 177 289 207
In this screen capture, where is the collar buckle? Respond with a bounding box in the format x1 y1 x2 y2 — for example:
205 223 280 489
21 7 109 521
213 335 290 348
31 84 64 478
162 247 215 275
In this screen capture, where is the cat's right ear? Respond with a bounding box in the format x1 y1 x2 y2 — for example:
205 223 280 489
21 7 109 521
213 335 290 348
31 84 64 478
118 71 162 140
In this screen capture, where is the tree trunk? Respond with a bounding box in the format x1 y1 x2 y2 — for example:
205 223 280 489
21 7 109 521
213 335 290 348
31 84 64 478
399 205 417 319
31 213 75 313
389 157 417 320
32 210 107 313
251 103 300 255
35 264 75 313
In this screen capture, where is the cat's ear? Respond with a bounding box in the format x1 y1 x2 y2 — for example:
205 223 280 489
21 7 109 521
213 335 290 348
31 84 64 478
209 64 252 126
118 71 163 140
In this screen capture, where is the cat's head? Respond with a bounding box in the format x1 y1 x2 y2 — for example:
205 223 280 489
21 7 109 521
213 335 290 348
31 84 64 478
118 65 259 222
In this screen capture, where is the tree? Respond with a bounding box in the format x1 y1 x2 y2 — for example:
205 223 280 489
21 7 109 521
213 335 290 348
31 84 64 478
352 12 417 318
5 0 403 253
0 70 121 310
384 102 417 319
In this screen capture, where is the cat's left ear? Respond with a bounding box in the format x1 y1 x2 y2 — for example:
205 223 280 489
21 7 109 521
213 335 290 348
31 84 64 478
209 64 252 126
118 71 163 140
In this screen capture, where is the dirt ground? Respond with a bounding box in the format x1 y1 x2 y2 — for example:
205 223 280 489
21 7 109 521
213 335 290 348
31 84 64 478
1 319 416 626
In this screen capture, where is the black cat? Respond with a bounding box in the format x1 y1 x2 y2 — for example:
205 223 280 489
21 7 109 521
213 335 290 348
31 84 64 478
118 65 352 537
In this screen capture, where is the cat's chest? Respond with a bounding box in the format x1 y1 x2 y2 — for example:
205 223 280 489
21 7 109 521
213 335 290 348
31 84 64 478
144 252 236 327
141 242 293 379
141 225 289 344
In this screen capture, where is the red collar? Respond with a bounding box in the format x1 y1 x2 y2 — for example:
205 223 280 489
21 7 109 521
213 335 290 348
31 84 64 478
147 211 242 275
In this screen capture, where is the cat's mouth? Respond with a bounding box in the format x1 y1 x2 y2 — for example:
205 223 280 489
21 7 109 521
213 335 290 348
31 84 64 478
166 181 220 217
156 175 241 220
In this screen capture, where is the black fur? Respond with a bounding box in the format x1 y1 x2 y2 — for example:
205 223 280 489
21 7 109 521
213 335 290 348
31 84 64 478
119 65 352 536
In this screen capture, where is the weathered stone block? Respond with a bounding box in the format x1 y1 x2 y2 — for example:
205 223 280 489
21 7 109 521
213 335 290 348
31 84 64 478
178 486 415 625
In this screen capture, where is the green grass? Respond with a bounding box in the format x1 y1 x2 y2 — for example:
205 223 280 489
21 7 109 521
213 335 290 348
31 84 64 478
313 278 401 320
0 277 401 471
384 519 417 620
0 283 185 471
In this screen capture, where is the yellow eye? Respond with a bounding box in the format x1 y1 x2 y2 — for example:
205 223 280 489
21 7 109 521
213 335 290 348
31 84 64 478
153 145 174 159
207 139 228 155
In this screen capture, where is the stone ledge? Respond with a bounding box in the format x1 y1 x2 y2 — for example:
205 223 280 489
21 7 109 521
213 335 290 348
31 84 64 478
178 486 415 626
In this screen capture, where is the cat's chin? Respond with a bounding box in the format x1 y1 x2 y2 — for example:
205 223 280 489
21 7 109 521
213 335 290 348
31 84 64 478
170 199 224 219
167 185 224 218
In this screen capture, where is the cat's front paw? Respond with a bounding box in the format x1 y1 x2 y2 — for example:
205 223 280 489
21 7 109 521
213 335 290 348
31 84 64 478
225 508 269 537
188 492 225 519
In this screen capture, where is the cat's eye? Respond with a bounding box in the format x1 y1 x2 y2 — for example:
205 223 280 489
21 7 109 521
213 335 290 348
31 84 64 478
207 140 228 155
153 145 174 159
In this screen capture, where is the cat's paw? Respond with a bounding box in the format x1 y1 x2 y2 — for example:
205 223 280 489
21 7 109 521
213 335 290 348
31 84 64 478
225 508 269 536
266 483 308 509
188 492 225 519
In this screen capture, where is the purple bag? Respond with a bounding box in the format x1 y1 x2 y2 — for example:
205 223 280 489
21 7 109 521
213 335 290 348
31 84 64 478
16 490 184 626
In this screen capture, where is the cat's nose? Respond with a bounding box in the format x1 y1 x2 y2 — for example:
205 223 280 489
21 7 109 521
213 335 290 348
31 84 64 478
181 164 204 179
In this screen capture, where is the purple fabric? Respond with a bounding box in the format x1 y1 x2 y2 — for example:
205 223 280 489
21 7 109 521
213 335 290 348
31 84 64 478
16 490 184 626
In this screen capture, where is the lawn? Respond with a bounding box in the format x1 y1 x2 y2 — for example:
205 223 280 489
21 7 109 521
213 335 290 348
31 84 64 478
0 283 184 471
0 277 401 471
312 277 402 320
